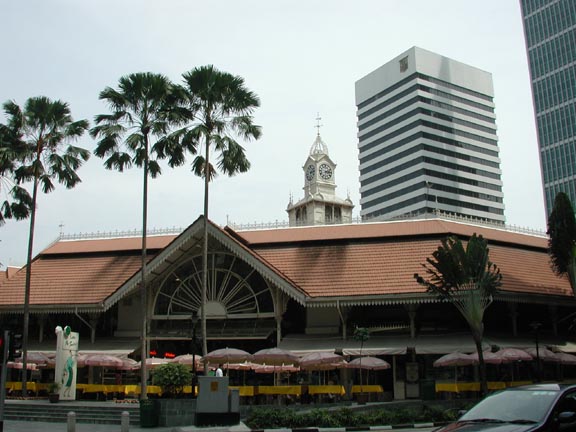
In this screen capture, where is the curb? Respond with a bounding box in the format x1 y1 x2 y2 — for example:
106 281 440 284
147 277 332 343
251 423 444 432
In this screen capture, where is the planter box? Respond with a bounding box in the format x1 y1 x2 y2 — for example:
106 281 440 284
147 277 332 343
156 398 196 427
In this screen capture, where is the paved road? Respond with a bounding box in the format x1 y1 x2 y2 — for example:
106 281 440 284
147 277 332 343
0 420 436 432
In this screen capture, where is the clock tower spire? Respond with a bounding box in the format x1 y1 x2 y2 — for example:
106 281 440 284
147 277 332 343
286 118 354 226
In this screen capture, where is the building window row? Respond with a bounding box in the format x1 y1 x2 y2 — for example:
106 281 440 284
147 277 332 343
541 138 576 183
359 131 499 166
356 72 495 112
360 142 500 178
528 30 576 80
523 1 576 47
362 180 503 211
358 106 497 142
419 74 493 102
545 179 576 217
533 65 576 112
357 73 417 110
359 93 496 132
537 103 576 147
360 154 501 191
361 167 503 201
362 193 504 220
421 86 495 113
522 0 560 18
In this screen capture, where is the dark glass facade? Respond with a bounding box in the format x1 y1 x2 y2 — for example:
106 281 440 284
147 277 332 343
520 0 576 216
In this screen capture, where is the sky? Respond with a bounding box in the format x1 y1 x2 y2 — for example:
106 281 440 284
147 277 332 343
0 0 543 267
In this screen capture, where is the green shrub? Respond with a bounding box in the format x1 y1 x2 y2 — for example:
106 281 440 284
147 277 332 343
152 363 191 396
245 404 462 429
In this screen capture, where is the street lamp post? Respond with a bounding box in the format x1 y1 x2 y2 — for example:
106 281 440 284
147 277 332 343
191 312 198 399
530 321 542 382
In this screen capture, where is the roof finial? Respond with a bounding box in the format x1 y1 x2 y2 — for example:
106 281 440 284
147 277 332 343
315 113 322 136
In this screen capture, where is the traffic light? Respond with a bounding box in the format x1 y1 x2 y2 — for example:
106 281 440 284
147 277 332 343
8 332 22 361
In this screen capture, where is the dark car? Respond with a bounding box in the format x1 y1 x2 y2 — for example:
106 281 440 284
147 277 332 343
436 384 576 432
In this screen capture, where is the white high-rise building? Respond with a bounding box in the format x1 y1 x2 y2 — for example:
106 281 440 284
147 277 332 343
355 47 505 224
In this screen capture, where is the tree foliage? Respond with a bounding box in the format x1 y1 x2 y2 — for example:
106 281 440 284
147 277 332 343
91 72 189 399
0 96 89 393
547 192 576 295
414 233 502 395
174 65 262 358
152 363 191 396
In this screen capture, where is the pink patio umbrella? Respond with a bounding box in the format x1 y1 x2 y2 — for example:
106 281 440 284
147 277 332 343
252 348 300 366
468 350 503 365
224 361 254 371
204 348 253 365
525 347 560 363
16 351 50 366
172 354 203 368
433 352 476 368
347 356 391 370
493 348 533 363
7 361 37 370
253 364 300 373
556 352 576 365
83 354 125 368
299 352 345 368
141 357 172 370
120 358 139 371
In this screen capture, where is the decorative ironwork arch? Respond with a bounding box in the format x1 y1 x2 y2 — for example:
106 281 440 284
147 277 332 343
152 251 275 319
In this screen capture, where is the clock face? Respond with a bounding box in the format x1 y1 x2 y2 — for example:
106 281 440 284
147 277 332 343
319 163 333 180
306 164 315 181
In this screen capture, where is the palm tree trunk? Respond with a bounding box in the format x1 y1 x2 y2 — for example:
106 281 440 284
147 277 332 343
22 174 39 396
201 135 210 361
140 136 149 400
474 337 488 396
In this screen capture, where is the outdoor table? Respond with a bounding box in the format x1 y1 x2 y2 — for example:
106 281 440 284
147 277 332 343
435 381 508 393
229 385 256 396
6 381 45 396
308 385 345 396
351 385 383 394
257 385 302 395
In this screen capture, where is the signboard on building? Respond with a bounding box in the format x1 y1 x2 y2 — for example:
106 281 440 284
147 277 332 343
55 325 79 401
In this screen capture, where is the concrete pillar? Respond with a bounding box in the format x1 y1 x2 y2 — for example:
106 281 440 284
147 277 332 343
67 411 76 432
121 411 130 432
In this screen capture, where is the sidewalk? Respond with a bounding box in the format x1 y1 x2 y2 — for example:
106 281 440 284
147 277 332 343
0 419 253 432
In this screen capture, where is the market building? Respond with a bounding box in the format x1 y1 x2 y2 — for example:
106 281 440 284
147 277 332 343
0 214 574 400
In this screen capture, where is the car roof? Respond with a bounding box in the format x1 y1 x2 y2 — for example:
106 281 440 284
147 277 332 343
504 383 576 392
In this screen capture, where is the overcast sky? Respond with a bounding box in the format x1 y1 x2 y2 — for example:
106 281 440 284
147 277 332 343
1 0 543 267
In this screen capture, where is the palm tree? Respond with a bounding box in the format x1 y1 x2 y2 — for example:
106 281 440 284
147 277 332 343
177 65 262 358
0 110 33 225
547 192 576 295
0 96 89 394
414 234 502 396
90 72 189 399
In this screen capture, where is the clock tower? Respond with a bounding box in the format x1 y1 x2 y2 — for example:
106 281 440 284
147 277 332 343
287 121 354 226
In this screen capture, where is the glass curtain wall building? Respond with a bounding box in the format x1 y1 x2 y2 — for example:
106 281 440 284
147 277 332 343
520 0 576 218
355 47 506 224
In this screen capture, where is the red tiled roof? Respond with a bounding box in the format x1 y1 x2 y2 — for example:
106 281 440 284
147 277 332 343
0 254 145 306
235 219 547 249
42 235 175 255
0 218 569 310
250 239 570 299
